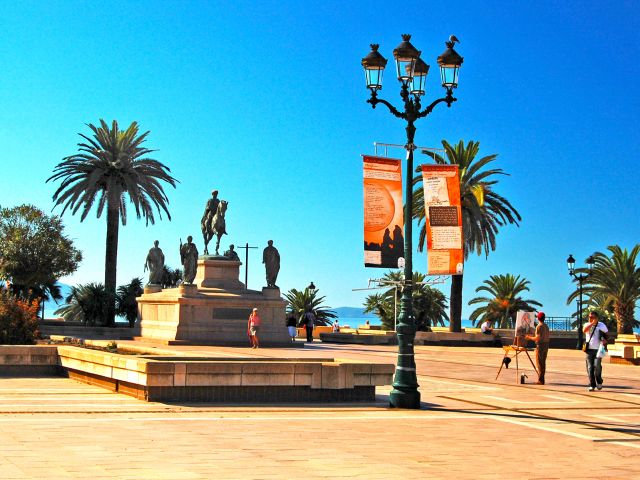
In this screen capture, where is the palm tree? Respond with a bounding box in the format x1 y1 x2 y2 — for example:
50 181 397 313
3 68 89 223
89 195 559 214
363 271 449 330
567 245 640 334
48 120 178 326
116 277 144 327
55 282 112 326
363 292 394 330
283 288 337 326
30 279 63 321
413 282 449 331
413 140 522 331
161 266 183 288
469 274 542 328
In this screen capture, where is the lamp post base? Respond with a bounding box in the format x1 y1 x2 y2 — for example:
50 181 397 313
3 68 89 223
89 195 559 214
389 388 421 409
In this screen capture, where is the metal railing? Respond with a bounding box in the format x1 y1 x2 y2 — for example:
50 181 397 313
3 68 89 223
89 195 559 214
544 317 574 331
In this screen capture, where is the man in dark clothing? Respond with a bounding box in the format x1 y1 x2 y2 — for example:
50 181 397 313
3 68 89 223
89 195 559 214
304 311 315 343
526 311 550 385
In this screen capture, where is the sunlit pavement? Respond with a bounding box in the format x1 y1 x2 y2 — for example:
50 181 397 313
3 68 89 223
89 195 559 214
0 342 638 479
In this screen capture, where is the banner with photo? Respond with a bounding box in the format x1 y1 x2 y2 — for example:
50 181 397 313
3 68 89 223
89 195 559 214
363 155 404 268
421 164 463 275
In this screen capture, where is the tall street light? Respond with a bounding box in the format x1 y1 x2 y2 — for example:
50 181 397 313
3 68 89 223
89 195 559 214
361 34 464 409
566 254 595 349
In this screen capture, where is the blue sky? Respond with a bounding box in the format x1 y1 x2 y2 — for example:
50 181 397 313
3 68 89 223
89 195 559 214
1 1 638 319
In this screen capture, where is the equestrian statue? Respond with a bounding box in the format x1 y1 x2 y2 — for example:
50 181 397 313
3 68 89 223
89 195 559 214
200 190 228 255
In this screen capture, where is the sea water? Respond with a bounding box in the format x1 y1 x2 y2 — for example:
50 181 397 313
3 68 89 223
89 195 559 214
337 316 474 329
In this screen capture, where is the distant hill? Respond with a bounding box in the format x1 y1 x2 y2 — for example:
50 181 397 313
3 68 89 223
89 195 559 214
333 307 376 318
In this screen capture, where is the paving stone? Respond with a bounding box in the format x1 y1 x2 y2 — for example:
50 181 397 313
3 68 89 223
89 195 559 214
0 343 638 478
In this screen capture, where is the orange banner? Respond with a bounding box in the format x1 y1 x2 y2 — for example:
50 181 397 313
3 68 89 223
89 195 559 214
363 155 404 268
421 164 463 275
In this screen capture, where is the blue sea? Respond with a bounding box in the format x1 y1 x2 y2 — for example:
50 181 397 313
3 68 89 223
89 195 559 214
339 316 640 334
337 316 474 329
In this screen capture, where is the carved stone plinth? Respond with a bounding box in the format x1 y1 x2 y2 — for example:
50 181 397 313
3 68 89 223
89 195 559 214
144 285 162 294
194 258 245 290
178 283 198 297
262 287 281 299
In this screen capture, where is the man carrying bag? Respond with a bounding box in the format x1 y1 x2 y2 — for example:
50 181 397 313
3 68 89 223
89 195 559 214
583 311 608 391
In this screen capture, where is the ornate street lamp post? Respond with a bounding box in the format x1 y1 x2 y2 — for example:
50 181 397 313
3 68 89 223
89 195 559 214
361 34 464 409
566 254 595 349
307 282 316 295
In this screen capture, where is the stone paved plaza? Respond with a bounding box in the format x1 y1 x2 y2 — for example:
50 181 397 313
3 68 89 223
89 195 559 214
1 342 638 479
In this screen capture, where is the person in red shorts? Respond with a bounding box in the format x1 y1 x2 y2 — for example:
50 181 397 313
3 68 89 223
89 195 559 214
247 308 261 349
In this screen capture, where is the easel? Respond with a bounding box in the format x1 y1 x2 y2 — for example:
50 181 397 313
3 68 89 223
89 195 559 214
495 344 538 383
496 312 539 383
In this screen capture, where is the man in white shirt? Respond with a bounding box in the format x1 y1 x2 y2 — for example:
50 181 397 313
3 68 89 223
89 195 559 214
583 312 609 391
480 320 494 335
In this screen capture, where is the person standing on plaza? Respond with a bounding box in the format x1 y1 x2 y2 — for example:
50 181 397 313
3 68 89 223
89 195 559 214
583 311 608 391
526 312 550 385
303 310 316 343
247 307 261 349
286 314 297 342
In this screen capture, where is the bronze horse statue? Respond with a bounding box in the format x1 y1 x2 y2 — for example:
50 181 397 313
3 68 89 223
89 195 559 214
201 200 227 255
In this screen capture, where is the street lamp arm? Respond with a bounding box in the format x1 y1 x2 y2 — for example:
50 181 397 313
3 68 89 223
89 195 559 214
367 95 405 119
417 94 457 119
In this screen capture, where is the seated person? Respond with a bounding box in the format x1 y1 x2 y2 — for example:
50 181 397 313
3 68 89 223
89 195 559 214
223 244 240 261
332 319 340 332
480 320 494 335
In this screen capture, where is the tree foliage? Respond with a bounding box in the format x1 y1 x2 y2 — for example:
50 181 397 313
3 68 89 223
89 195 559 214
0 204 82 302
363 271 449 330
0 290 39 344
469 274 542 328
55 282 112 326
56 277 148 327
567 245 640 334
116 277 144 327
47 120 178 326
161 266 183 288
283 288 337 326
412 140 522 332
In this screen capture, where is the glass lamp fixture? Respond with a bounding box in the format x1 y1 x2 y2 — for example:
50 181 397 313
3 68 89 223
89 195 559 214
361 44 388 91
409 57 429 96
437 36 464 88
393 34 420 83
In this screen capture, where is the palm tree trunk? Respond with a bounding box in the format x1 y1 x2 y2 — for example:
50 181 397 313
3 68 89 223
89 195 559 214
104 197 119 327
616 303 634 334
449 274 463 332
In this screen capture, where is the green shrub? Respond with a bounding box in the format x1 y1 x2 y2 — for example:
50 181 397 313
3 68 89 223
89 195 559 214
0 290 39 344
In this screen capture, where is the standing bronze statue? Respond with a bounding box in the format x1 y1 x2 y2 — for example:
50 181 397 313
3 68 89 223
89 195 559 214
144 240 165 285
263 240 280 288
201 190 228 255
180 236 199 284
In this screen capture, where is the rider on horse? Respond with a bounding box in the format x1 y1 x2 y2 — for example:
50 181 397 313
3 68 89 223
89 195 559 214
201 190 227 255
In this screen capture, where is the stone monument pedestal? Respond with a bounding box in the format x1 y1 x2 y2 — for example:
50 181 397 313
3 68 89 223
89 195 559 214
137 257 289 346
